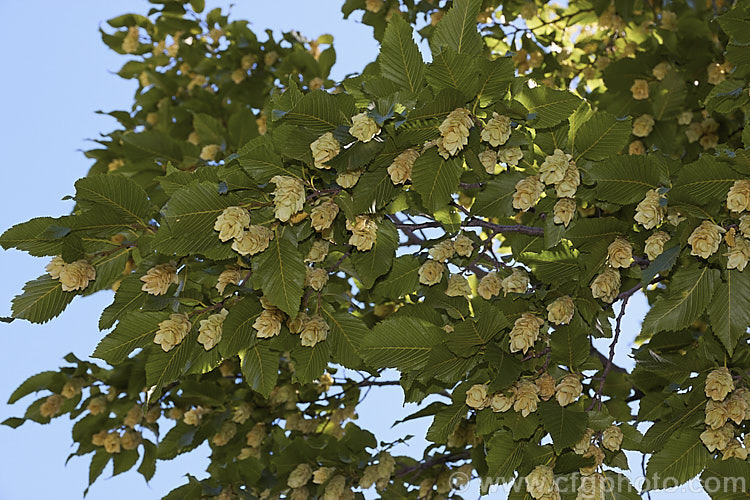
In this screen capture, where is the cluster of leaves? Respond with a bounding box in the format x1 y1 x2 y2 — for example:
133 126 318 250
2 0 750 498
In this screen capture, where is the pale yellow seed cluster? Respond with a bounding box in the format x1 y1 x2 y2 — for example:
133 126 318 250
46 256 96 292
685 117 719 149
310 200 339 232
634 189 666 229
512 175 545 211
479 149 498 174
628 140 645 155
200 144 221 161
477 271 501 299
577 473 605 499
214 206 251 242
498 146 523 166
197 309 228 350
121 26 140 54
707 62 733 85
216 265 243 294
358 452 395 490
591 267 621 303
538 149 580 198
727 180 750 213
140 262 179 295
310 132 340 169
480 112 511 147
700 369 749 459
418 260 444 286
154 313 192 352
270 175 306 222
232 225 275 257
465 383 490 409
211 422 237 447
556 375 582 406
438 108 473 158
306 240 330 263
509 313 545 354
253 298 284 339
652 61 670 80
525 465 559 500
453 234 474 257
553 197 576 226
644 231 671 260
445 274 472 297
305 267 328 291
40 394 64 418
346 215 378 251
429 239 455 262
607 237 633 268
501 268 529 295
602 425 623 451
725 236 750 271
547 295 575 325
349 112 380 143
387 149 420 184
630 79 649 100
337 169 363 188
632 114 654 137
688 221 726 259
184 406 208 426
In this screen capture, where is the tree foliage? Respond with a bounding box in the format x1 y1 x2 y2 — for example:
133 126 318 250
3 0 750 498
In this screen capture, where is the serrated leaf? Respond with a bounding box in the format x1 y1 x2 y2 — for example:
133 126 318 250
652 71 687 120
601 471 643 500
671 157 745 205
485 431 525 483
411 151 462 212
7 371 64 404
321 310 368 368
430 0 482 56
93 311 167 364
291 341 331 384
516 87 582 129
351 218 398 288
538 401 588 452
98 276 149 330
573 112 631 161
475 58 514 107
646 430 710 489
707 270 750 356
238 136 302 183
379 15 424 93
251 229 305 317
11 274 75 324
88 451 111 489
75 174 152 226
193 113 225 145
424 48 479 98
471 172 523 219
0 217 66 256
138 440 157 481
373 255 422 298
359 317 445 371
240 344 279 397
421 344 478 384
426 402 468 443
121 130 183 163
352 167 398 214
642 264 720 335
278 90 354 133
589 155 664 204
219 297 261 358
641 245 680 286
112 449 139 476
550 322 590 369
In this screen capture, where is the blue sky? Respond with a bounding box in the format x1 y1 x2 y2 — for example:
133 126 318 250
0 1 706 499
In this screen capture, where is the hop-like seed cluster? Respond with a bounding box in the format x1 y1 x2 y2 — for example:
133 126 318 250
337 169 363 188
418 260 444 286
349 112 380 143
607 237 633 268
438 108 473 157
553 198 576 227
525 465 558 500
310 132 340 169
46 257 96 292
445 274 472 297
688 221 725 259
310 200 339 232
501 268 529 295
632 114 655 137
214 206 251 242
346 215 378 251
216 265 243 294
547 295 575 325
539 149 571 185
232 225 274 256
480 112 511 147
630 79 649 100
591 267 621 303
429 239 455 262
644 231 671 260
634 189 666 229
140 262 179 295
121 26 140 54
253 300 284 338
555 374 582 406
197 309 228 350
270 175 306 222
514 380 540 417
725 236 750 271
727 180 750 213
465 384 489 409
387 149 420 184
478 271 502 299
512 175 545 211
154 313 192 352
498 146 523 166
602 425 623 451
509 313 545 354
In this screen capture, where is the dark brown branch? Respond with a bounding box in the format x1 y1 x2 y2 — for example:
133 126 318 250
588 295 630 411
394 451 471 479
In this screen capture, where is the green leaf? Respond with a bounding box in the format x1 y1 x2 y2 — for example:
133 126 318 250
707 270 750 356
516 86 582 129
121 130 184 163
485 431 525 483
641 397 707 451
424 48 479 98
589 155 665 204
475 58 514 107
251 229 305 317
238 136 302 184
426 402 468 442
88 451 111 489
351 218 398 288
278 90 354 133
373 255 422 298
538 401 588 453
219 297 261 358
360 317 445 371
642 264 720 335
321 310 368 368
0 217 66 256
430 0 483 56
718 5 750 43
145 338 196 398
421 344 479 384
11 274 75 324
671 157 745 205
112 449 139 476
352 167 398 214
99 276 149 330
572 112 631 161
566 218 629 250
7 371 64 404
646 430 710 489
291 341 331 384
93 311 167 364
471 172 523 219
192 113 225 145
379 15 424 93
550 322 590 369
138 440 157 481
641 245 680 287
652 71 687 120
705 79 749 114
601 471 643 500
240 344 279 397
411 151 462 212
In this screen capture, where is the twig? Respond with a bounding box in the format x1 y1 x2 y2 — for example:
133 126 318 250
588 295 630 411
394 451 471 479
